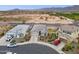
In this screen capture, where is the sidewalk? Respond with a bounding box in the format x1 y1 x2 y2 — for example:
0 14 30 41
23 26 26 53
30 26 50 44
57 42 65 50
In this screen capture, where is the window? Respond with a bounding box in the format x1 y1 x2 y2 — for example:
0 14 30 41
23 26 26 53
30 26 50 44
63 30 71 34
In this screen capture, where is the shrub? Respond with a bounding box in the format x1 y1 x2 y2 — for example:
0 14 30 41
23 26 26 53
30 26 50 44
63 42 73 51
77 44 79 49
51 33 58 39
10 40 16 44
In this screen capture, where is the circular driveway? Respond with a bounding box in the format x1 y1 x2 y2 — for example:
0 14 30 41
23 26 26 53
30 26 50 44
0 43 59 54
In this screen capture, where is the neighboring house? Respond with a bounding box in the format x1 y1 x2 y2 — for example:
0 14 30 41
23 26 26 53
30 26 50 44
5 25 30 43
58 25 79 42
31 24 48 37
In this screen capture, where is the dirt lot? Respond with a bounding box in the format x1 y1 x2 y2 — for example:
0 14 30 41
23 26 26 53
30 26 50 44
0 14 73 24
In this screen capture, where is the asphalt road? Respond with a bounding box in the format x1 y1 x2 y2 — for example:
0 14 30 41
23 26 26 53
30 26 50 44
0 43 59 54
9 23 79 28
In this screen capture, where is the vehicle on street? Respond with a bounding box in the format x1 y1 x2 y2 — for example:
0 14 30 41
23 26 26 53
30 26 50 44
7 43 17 48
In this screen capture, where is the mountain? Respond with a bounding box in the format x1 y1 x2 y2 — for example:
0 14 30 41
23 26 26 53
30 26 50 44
6 5 79 12
39 5 79 12
1 5 79 15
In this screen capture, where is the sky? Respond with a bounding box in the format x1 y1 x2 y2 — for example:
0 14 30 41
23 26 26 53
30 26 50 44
0 5 71 10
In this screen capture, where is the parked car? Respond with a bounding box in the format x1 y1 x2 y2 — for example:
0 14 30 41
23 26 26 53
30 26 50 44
7 44 17 48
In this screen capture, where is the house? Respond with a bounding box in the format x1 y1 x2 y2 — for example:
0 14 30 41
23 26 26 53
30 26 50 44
31 24 48 37
58 25 79 42
5 25 30 43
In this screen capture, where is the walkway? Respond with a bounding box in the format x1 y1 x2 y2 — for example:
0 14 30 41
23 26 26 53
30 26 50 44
30 33 39 42
57 42 65 50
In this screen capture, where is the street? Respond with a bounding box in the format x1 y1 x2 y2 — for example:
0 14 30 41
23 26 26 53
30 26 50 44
0 43 59 54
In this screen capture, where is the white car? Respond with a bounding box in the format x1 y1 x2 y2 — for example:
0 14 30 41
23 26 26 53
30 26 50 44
7 44 17 48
